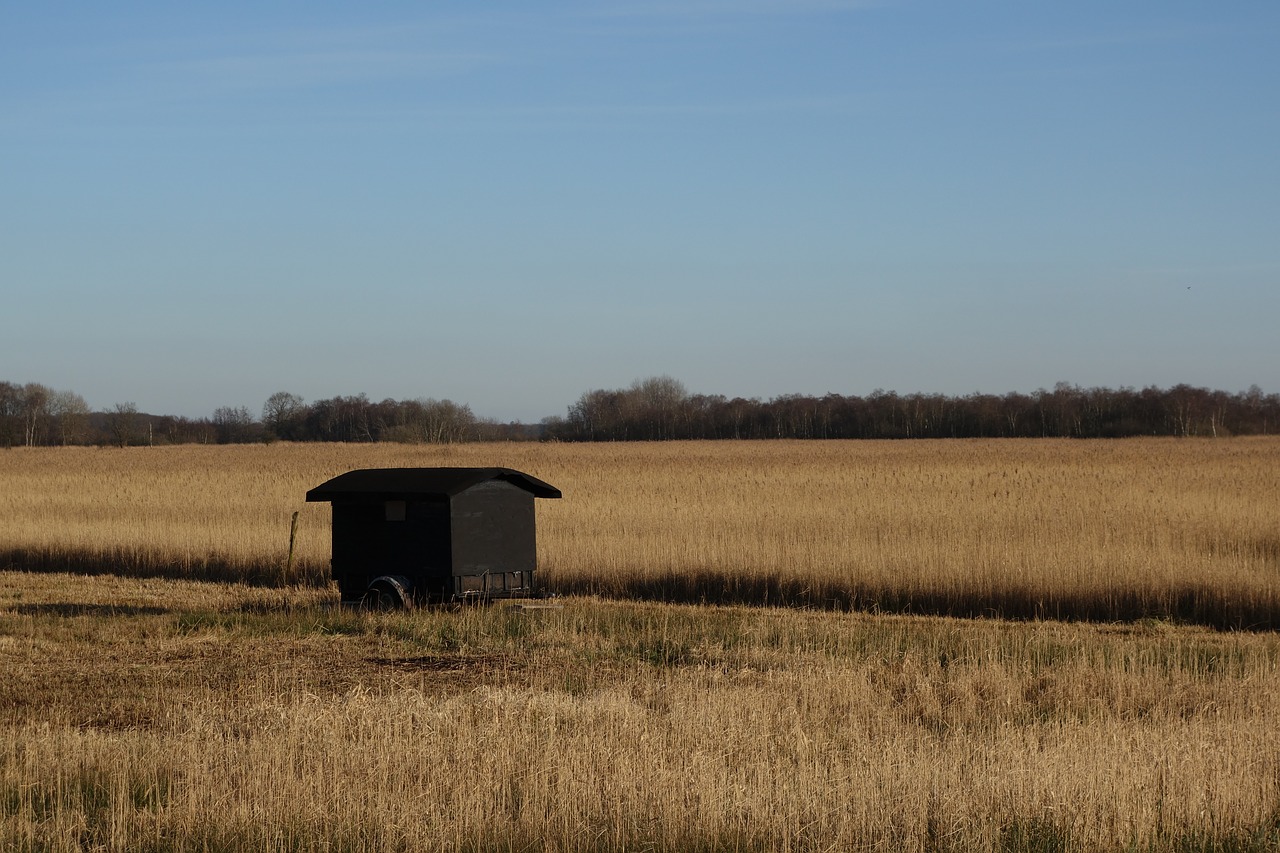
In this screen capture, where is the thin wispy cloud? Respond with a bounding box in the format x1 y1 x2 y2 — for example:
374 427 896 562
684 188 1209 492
3 18 512 130
1130 261 1280 280
998 24 1223 54
374 91 864 119
6 5 871 132
168 48 497 94
591 0 882 19
575 0 884 37
136 17 510 95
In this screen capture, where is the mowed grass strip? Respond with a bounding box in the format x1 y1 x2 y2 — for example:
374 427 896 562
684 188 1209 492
1 438 1278 626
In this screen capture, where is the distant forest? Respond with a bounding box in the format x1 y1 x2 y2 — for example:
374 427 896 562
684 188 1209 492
1 377 1277 447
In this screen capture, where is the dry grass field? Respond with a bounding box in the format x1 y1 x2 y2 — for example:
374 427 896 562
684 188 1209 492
1 572 1278 851
1 438 1278 626
1 438 1279 850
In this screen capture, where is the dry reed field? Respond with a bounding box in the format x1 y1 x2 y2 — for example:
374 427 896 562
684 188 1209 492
0 572 1276 851
1 438 1278 626
2 439 1279 850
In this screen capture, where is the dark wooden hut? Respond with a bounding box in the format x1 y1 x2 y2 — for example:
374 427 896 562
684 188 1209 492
305 467 561 607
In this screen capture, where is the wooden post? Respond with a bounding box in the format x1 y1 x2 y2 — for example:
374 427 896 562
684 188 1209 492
286 511 300 581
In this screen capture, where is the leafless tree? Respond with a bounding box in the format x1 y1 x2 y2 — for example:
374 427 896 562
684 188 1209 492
20 383 50 446
106 402 139 447
212 406 258 444
49 390 91 445
262 391 306 440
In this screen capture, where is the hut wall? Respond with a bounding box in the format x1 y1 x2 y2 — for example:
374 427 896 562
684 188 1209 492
330 498 451 598
449 481 536 582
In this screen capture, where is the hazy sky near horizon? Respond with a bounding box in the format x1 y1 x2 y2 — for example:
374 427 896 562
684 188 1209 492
3 1 1277 422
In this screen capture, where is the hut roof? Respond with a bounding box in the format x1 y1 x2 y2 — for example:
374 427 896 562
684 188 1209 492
305 467 562 502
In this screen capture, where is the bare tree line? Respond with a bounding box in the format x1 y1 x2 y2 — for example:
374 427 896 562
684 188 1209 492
0 383 94 447
2 378 1277 447
0 383 529 447
542 377 1280 441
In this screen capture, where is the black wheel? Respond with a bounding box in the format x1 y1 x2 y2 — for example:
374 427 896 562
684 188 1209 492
363 586 398 611
362 576 414 611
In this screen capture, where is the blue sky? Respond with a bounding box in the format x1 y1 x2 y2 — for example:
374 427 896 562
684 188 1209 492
3 1 1277 422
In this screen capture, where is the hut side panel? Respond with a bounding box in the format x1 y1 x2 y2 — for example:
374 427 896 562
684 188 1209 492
330 499 451 599
450 481 537 594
